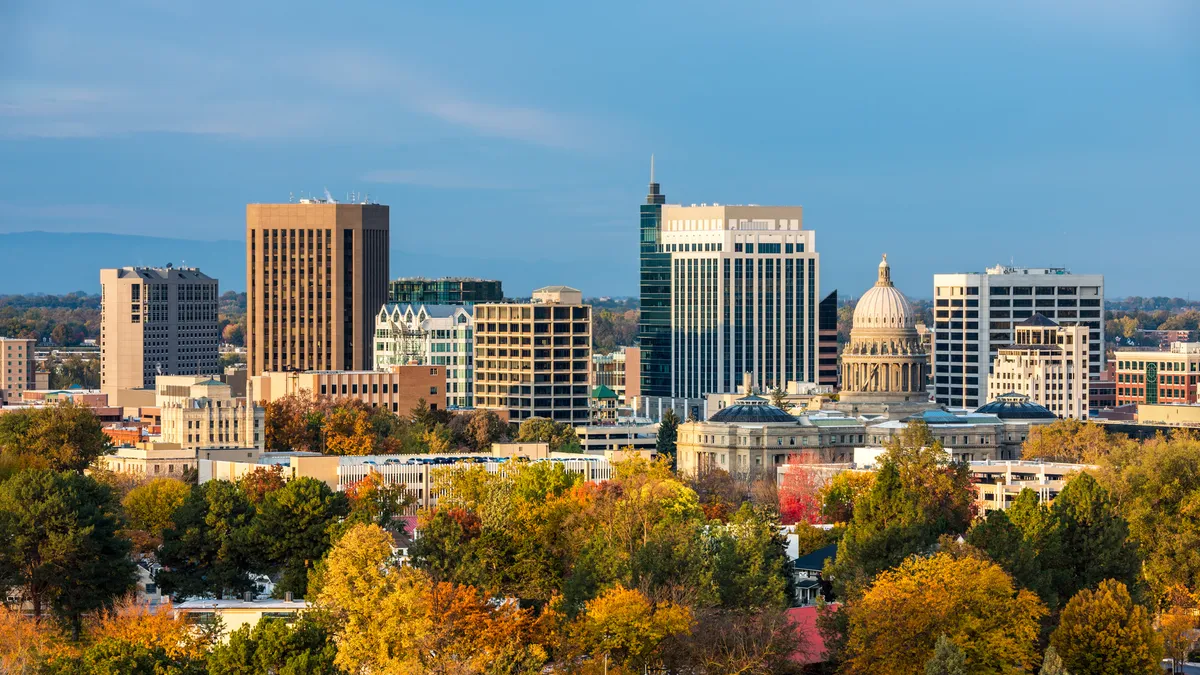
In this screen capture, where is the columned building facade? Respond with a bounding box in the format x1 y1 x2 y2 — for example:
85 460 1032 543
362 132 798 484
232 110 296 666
839 255 928 405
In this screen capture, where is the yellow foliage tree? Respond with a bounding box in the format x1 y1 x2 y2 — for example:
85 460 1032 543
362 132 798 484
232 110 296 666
571 585 692 672
323 407 376 456
1021 418 1116 463
87 595 215 662
1051 579 1163 675
845 553 1046 675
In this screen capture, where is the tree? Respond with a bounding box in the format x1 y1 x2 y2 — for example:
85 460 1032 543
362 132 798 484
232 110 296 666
465 409 505 451
845 553 1045 675
777 454 825 525
656 408 680 467
1039 646 1068 675
818 470 874 524
251 477 349 597
421 422 454 454
157 480 258 601
662 608 804 675
207 614 339 675
122 478 192 553
344 470 414 533
1050 472 1140 601
41 637 205 675
1050 579 1162 675
0 401 110 473
323 407 377 456
966 508 1054 605
516 416 580 452
924 635 966 675
1021 418 1114 463
237 465 286 505
89 596 217 664
768 386 795 412
570 585 692 672
0 470 136 639
712 503 791 611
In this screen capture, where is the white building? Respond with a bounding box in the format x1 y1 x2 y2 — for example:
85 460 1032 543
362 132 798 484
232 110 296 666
157 375 264 449
658 204 820 398
374 303 474 408
932 266 1104 409
988 315 1090 419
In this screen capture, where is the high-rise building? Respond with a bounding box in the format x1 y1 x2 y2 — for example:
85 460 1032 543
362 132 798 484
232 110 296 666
0 337 35 405
473 286 592 423
100 266 220 398
374 304 475 408
246 200 390 376
387 277 503 305
1113 342 1200 407
818 291 839 388
638 162 671 397
932 266 1104 409
652 202 818 399
988 314 1090 419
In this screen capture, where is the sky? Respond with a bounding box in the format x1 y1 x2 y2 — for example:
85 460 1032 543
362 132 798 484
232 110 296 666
1 0 1198 298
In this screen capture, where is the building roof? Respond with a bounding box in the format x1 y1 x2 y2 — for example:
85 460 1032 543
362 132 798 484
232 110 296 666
533 285 580 293
900 409 964 425
591 385 618 400
1018 313 1059 327
852 254 916 331
974 393 1058 420
707 395 797 424
195 379 225 386
793 543 838 572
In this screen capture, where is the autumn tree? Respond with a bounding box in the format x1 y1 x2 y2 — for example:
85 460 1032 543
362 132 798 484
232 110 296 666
464 408 505 451
40 638 205 675
250 477 349 597
0 400 110 473
323 406 377 455
237 464 286 504
121 478 191 553
1021 418 1115 463
1039 646 1067 675
844 553 1046 674
88 596 217 664
0 470 136 638
777 454 825 525
569 585 692 672
1051 579 1162 675
157 480 258 600
516 416 581 452
827 425 974 594
661 608 804 675
343 470 414 533
817 470 874 524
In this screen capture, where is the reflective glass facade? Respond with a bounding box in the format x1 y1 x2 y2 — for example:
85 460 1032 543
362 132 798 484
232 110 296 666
638 181 671 396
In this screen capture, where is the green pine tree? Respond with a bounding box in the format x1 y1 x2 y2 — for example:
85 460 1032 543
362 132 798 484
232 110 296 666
656 409 680 469
925 634 967 675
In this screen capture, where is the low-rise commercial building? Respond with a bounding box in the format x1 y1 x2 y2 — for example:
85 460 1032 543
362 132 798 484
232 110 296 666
98 443 196 478
374 304 474 408
592 347 640 405
158 377 263 450
1114 342 1200 407
988 314 1090 419
250 365 446 415
970 460 1094 511
1135 403 1200 428
574 422 659 453
174 598 309 639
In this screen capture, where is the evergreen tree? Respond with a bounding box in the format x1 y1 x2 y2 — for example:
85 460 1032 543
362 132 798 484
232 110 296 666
967 508 1053 605
656 408 680 468
925 634 967 675
1051 473 1141 600
0 469 136 639
250 477 349 597
208 614 339 674
157 480 258 600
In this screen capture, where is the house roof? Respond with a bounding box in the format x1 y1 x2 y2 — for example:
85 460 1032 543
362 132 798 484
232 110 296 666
793 543 838 572
591 385 618 400
1017 313 1059 327
787 604 840 665
975 393 1057 420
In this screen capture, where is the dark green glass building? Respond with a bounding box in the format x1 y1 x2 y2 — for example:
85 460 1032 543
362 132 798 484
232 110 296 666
638 170 671 397
387 277 503 306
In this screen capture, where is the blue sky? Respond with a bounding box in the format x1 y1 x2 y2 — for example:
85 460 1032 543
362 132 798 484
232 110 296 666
2 0 1198 297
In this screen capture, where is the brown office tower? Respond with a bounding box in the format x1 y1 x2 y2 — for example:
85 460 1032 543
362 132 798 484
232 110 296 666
246 200 389 376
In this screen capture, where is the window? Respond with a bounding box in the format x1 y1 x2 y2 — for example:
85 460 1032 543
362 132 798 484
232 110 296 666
430 386 438 395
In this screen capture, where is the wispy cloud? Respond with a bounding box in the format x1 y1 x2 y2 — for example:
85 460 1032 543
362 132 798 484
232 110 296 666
360 169 517 190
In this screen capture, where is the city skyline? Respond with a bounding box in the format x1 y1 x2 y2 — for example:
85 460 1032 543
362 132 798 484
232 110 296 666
2 0 1199 298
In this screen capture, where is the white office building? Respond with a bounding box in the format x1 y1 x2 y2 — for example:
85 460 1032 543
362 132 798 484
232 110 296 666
374 304 474 408
932 266 1103 409
659 204 820 398
988 314 1090 419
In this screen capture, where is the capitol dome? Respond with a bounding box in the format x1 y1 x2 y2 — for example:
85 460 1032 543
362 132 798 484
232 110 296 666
852 255 915 329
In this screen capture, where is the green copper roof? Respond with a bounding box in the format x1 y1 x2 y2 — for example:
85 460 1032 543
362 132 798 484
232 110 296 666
591 385 618 399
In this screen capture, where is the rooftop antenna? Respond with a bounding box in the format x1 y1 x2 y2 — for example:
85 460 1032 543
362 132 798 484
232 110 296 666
289 192 295 203
650 154 655 184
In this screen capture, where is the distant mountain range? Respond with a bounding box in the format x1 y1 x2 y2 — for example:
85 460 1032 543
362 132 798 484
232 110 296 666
0 231 630 297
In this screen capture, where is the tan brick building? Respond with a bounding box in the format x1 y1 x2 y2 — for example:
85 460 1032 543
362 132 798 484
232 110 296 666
249 364 445 416
99 266 220 399
246 201 390 377
1 338 35 405
474 286 592 423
